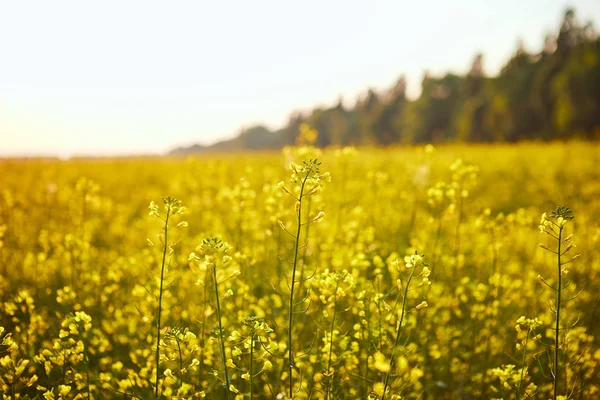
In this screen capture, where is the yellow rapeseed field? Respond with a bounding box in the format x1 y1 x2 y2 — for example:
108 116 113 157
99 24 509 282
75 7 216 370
0 142 599 399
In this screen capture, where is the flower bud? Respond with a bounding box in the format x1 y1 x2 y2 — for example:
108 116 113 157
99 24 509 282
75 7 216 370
312 211 325 223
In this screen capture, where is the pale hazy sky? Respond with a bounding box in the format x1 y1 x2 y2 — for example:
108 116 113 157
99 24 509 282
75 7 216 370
1 1 599 157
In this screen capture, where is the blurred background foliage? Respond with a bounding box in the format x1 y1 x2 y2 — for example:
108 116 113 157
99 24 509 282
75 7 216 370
172 9 600 155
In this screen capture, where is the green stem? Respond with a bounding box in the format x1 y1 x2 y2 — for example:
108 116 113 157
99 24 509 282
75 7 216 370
199 267 209 391
325 279 340 400
154 209 170 400
213 264 231 400
363 291 371 398
86 353 91 400
553 226 563 400
249 332 255 400
177 338 183 390
288 172 310 398
298 196 312 296
382 270 415 400
376 280 383 354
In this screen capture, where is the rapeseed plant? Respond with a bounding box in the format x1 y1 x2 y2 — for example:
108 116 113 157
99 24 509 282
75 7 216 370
237 316 274 399
148 196 186 399
0 143 598 399
0 326 38 398
276 157 329 398
538 206 580 400
377 251 430 400
314 269 356 399
189 237 240 399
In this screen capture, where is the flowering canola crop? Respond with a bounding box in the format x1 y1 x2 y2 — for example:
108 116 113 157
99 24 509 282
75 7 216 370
0 142 599 399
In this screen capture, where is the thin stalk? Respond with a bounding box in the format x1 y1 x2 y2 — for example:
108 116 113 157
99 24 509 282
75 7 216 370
298 196 312 296
287 172 309 398
325 279 340 400
86 354 91 400
154 209 170 400
177 338 183 390
199 267 210 390
276 224 283 283
363 292 371 398
249 332 255 400
377 284 383 354
553 226 563 400
382 270 415 400
301 197 312 267
213 264 231 400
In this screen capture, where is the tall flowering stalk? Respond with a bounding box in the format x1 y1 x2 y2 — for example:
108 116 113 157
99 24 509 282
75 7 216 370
277 158 329 398
189 238 240 399
314 269 356 399
538 206 580 400
379 251 430 400
148 197 186 400
515 316 542 399
241 316 274 399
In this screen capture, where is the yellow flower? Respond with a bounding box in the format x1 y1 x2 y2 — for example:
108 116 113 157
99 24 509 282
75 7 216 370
112 361 124 372
59 385 71 396
148 201 160 217
373 382 385 396
263 360 273 371
404 252 424 268
373 352 390 372
410 368 424 381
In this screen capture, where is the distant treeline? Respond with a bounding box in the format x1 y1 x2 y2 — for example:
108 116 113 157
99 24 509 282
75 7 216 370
172 9 600 154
